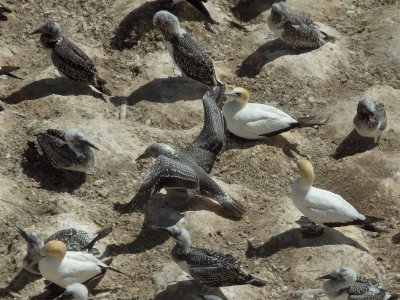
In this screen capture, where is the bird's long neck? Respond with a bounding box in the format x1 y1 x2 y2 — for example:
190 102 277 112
175 236 192 254
40 34 61 49
323 280 352 299
67 141 90 158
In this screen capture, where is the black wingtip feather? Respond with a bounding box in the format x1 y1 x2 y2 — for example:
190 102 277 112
248 277 267 287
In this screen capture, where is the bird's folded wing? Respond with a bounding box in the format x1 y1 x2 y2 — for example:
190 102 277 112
67 252 104 265
63 38 97 71
245 112 295 136
190 263 247 287
46 228 79 244
122 156 200 212
36 133 76 168
185 87 226 172
284 21 326 42
45 129 66 140
193 248 238 265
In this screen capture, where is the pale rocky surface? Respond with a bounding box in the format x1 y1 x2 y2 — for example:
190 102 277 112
0 0 399 299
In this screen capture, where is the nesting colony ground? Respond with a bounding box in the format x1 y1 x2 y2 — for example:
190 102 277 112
0 0 399 299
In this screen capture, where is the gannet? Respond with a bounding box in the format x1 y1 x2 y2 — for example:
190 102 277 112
36 128 99 175
223 87 326 139
157 225 266 287
30 20 111 96
353 97 387 144
53 283 88 300
0 66 23 79
172 0 216 24
38 240 125 288
318 267 398 300
267 3 333 49
291 160 383 235
116 87 245 219
16 226 112 275
153 11 221 87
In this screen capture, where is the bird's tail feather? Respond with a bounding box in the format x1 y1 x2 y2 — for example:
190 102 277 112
84 227 113 250
219 196 246 219
361 215 388 233
297 115 330 128
248 276 267 287
94 76 112 96
388 294 399 300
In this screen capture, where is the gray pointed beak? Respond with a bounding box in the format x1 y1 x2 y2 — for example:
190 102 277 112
82 139 99 150
316 274 334 280
15 226 29 241
30 28 43 35
224 92 237 97
136 153 148 161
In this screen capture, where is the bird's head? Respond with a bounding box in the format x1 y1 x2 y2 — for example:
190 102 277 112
154 225 192 250
40 240 67 259
224 87 250 105
316 267 357 283
31 20 61 35
270 3 288 22
153 10 183 35
64 128 99 150
297 159 314 185
357 97 377 116
136 143 175 161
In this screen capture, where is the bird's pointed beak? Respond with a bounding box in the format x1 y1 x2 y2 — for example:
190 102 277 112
224 92 237 97
15 226 30 241
82 138 99 150
30 28 43 35
135 153 148 161
316 274 334 280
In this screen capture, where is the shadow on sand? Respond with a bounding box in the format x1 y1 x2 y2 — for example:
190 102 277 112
111 77 208 107
2 77 104 104
231 0 284 22
246 226 369 258
236 39 310 78
154 280 227 300
392 233 400 245
21 142 86 192
332 129 377 159
0 269 41 298
108 194 241 257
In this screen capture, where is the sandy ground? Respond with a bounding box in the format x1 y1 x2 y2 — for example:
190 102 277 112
0 0 399 299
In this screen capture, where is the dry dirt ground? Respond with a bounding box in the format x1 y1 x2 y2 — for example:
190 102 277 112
0 0 399 299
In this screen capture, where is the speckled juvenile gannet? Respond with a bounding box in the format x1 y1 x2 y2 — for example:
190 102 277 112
223 87 326 139
267 3 333 49
353 97 387 144
53 283 88 300
291 160 383 235
0 66 22 79
16 226 112 275
30 20 111 96
36 128 99 175
153 11 221 87
157 225 266 287
38 240 125 288
172 0 216 24
318 267 398 300
116 87 244 219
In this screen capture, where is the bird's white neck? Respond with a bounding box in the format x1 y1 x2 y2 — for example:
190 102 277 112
323 280 352 299
224 99 248 113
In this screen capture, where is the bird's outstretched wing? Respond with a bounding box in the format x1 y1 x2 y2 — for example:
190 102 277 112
116 156 200 213
172 34 217 86
185 0 216 23
184 86 226 173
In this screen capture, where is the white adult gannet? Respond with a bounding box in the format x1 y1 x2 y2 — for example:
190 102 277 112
53 283 88 300
223 87 325 139
38 240 125 288
291 160 382 235
318 267 398 300
353 97 387 144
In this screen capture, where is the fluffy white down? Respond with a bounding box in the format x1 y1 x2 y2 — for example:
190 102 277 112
39 251 106 288
291 179 366 224
222 101 298 139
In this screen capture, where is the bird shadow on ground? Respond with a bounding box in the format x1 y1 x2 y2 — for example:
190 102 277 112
392 233 400 244
109 194 241 257
154 280 227 300
225 133 302 158
231 0 284 22
332 129 377 160
246 222 369 258
236 39 311 78
110 0 170 50
21 142 86 192
2 77 105 104
0 269 41 298
111 77 208 107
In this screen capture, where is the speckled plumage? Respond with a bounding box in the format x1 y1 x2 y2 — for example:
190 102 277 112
154 11 220 87
36 128 98 174
267 3 332 49
117 87 244 219
16 226 112 275
353 97 387 143
32 20 111 95
162 226 266 287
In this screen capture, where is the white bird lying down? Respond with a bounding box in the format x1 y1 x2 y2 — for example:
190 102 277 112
291 160 384 235
37 240 126 288
223 87 327 140
53 283 88 300
317 267 398 300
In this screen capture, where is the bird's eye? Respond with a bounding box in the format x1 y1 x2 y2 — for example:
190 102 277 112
236 92 241 96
